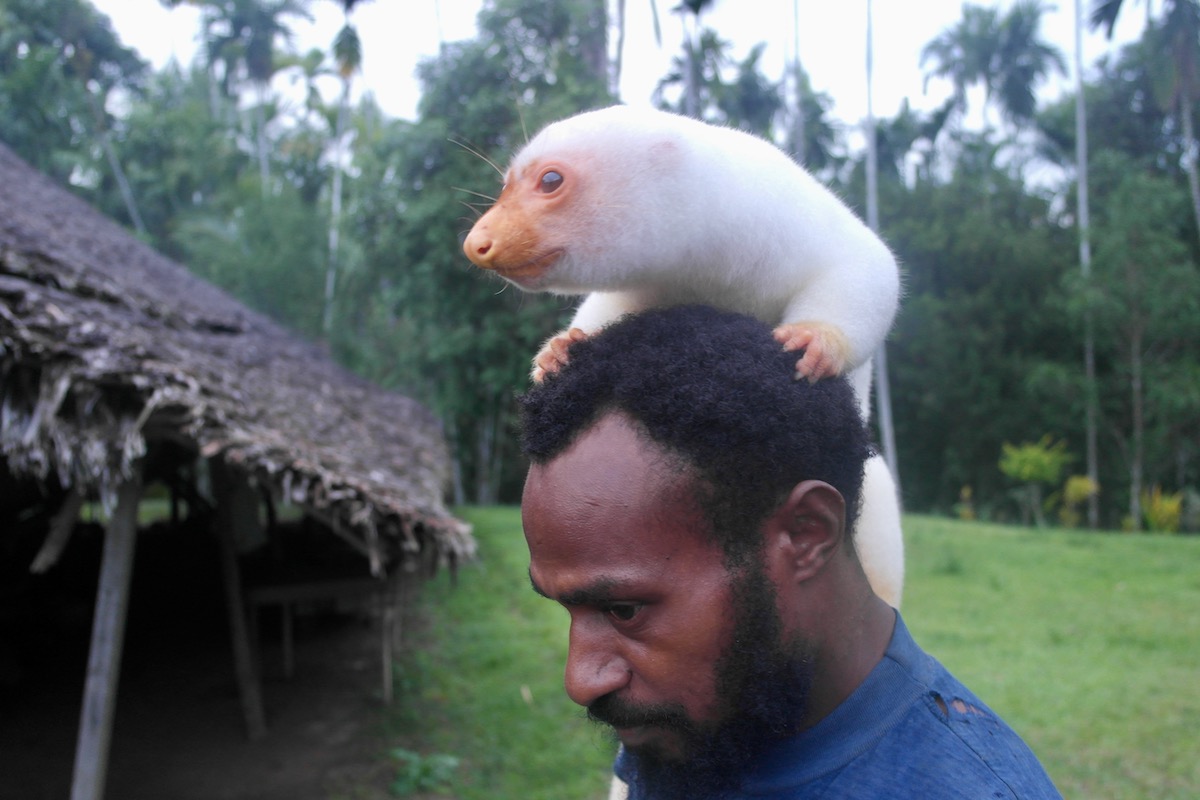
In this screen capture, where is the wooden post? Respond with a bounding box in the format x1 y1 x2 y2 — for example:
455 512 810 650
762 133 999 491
381 578 395 706
69 469 143 800
281 603 294 679
209 458 267 740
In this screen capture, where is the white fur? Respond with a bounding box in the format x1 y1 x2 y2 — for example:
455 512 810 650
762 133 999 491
511 106 899 378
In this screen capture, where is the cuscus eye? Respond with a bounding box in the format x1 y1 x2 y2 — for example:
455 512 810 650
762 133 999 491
538 170 564 193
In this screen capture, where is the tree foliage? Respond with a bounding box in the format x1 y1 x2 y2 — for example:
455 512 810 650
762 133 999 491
921 0 1066 131
0 0 145 192
1 0 1196 523
881 157 1079 517
328 0 612 503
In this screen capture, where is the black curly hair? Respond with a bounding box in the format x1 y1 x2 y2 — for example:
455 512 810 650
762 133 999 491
519 304 872 562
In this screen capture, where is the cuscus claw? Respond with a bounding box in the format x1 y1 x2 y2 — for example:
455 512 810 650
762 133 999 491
772 321 851 382
531 327 590 382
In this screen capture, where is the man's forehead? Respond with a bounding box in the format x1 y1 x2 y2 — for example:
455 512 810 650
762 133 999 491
528 410 689 484
523 416 698 531
526 413 640 489
522 413 719 578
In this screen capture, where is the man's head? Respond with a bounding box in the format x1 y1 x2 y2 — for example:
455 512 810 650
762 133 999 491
520 304 872 563
519 305 879 794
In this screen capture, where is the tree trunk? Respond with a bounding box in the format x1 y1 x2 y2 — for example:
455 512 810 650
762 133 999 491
1128 322 1144 529
87 91 146 236
613 0 627 98
865 0 901 492
1074 0 1100 528
581 0 608 91
684 21 700 119
255 86 270 193
790 0 805 164
1124 232 1146 530
1028 482 1046 528
474 402 498 504
1179 92 1200 246
323 78 352 337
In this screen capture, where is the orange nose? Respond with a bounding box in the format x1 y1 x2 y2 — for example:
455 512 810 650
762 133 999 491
463 224 495 269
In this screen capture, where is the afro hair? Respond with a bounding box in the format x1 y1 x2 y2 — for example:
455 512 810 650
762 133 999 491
519 304 873 559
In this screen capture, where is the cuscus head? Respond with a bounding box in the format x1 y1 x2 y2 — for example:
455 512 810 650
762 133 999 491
461 105 686 292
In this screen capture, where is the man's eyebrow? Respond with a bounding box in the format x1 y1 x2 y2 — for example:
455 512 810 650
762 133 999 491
528 570 620 606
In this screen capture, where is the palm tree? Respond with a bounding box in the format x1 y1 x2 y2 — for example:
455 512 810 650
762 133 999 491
652 28 731 118
1092 0 1200 239
921 4 1002 128
996 0 1070 124
322 0 368 335
921 1 1066 134
677 0 717 118
163 0 314 187
868 99 951 184
714 43 783 135
785 69 842 176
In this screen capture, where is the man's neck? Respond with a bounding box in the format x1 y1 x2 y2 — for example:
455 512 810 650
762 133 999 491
798 584 896 730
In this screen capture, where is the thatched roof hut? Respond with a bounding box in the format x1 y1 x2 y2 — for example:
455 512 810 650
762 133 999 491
0 142 474 798
0 141 472 566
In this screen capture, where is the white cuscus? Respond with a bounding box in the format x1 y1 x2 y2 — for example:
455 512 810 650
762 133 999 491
464 104 904 609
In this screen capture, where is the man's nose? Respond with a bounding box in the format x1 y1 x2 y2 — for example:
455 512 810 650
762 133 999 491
563 616 630 707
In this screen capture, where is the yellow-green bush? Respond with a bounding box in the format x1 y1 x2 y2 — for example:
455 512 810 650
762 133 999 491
1141 486 1183 533
1057 475 1099 528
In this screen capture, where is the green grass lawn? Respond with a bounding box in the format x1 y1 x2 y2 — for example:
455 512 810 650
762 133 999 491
384 506 616 800
385 509 1200 800
901 515 1200 800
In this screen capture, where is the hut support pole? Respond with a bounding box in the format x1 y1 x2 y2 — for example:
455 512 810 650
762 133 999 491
380 575 397 706
69 469 143 800
210 458 267 740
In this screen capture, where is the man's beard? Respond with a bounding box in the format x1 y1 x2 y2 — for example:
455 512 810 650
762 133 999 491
588 561 815 799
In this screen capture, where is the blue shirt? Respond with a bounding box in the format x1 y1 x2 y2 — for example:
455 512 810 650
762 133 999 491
615 613 1062 799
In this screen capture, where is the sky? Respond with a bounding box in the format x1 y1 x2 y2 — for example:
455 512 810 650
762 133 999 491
88 0 1147 134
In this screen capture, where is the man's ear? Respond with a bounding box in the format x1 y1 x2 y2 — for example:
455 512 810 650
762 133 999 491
762 480 847 584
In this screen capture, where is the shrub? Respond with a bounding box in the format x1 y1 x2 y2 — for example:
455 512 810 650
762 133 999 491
999 436 1073 527
1141 486 1183 533
389 748 460 797
1058 475 1099 528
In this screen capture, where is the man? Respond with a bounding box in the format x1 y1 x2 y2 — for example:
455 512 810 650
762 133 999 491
518 304 1061 799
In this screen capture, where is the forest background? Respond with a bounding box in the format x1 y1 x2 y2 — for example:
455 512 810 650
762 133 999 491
2 0 1198 532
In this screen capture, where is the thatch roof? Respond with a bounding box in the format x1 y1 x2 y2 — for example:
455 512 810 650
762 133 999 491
0 142 473 570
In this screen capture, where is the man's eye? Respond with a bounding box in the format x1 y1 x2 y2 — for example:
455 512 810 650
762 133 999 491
605 604 642 623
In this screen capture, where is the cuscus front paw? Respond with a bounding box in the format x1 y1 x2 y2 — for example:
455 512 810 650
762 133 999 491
772 321 852 382
531 327 590 383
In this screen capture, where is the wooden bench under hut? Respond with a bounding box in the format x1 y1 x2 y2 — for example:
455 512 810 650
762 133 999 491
0 142 475 800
